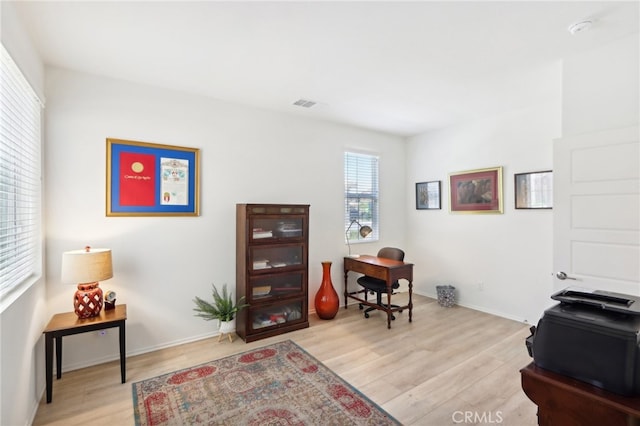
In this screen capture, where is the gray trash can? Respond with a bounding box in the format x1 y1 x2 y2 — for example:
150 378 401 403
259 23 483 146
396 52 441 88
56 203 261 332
436 285 456 307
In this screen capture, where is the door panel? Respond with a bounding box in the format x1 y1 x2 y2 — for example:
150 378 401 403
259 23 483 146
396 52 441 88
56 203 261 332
553 125 640 295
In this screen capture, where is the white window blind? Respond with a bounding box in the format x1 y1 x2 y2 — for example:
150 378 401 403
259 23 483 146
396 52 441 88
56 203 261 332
0 45 42 298
344 151 379 242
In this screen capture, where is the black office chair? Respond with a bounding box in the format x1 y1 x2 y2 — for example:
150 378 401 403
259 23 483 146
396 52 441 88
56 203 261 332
357 247 405 320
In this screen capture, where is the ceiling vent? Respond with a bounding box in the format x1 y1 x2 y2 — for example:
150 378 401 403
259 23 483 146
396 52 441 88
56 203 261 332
293 99 317 108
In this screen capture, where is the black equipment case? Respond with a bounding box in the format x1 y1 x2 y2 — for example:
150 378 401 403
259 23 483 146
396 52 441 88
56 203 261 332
526 288 640 396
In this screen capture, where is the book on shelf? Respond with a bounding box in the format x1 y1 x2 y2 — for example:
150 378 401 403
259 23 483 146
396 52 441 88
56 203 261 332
253 259 270 269
253 264 271 270
252 228 273 239
253 285 271 296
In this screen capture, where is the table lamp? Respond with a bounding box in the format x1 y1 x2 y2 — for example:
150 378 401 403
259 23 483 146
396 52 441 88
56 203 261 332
345 219 372 258
61 246 113 318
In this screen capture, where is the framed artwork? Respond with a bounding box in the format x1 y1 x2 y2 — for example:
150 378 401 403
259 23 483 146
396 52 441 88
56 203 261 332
449 167 503 214
416 181 441 210
106 138 200 216
515 170 553 209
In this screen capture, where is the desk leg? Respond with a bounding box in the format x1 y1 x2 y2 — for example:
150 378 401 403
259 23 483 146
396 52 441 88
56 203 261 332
45 333 53 403
119 321 126 383
343 271 349 309
408 280 413 323
55 336 62 379
386 288 392 329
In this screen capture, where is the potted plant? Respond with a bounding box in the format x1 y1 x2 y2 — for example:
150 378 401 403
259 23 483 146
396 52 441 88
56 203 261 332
193 284 248 336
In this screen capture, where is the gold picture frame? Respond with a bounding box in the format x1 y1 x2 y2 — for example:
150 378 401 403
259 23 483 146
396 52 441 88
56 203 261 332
449 167 503 214
106 138 200 216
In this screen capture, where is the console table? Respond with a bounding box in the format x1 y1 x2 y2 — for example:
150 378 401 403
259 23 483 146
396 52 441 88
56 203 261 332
520 362 640 425
343 255 413 329
43 304 127 403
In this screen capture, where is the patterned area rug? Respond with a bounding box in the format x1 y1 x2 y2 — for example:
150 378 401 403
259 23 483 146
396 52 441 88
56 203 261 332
132 340 400 425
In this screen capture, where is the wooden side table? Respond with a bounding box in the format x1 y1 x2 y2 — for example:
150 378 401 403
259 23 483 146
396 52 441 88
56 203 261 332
43 304 127 403
520 362 640 425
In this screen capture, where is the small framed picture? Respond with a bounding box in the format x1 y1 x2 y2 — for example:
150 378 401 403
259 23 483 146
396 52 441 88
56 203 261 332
515 170 553 209
416 181 441 210
449 167 503 214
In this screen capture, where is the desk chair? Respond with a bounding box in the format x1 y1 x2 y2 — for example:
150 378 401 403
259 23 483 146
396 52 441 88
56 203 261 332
357 247 405 319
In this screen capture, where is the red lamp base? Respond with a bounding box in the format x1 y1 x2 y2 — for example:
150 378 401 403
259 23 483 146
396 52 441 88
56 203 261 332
74 282 103 318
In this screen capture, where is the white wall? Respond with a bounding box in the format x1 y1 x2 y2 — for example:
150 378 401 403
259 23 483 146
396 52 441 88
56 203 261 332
405 62 562 325
0 3 47 426
43 68 406 369
562 33 639 136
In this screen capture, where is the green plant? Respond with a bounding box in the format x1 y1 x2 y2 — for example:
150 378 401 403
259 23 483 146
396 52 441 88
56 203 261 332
193 284 248 322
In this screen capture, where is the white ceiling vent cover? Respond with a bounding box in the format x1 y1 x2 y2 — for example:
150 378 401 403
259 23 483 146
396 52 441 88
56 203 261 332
293 99 317 108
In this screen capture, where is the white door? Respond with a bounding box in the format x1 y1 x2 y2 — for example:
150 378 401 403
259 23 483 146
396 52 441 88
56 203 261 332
553 125 640 295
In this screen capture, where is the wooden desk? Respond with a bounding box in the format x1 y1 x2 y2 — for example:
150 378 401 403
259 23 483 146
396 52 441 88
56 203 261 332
43 304 127 403
520 362 640 426
343 255 413 329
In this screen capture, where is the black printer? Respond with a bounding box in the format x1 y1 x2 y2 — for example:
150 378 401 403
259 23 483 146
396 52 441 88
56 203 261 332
526 287 640 396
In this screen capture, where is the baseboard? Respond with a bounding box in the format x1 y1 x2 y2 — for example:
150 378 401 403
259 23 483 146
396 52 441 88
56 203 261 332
55 330 219 374
418 290 528 324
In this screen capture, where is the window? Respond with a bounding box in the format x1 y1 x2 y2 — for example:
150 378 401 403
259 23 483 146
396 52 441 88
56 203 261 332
344 151 379 242
0 45 42 302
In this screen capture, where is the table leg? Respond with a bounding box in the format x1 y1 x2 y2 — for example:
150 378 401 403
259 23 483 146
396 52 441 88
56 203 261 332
45 333 53 403
55 336 62 379
119 321 126 383
408 280 413 322
343 271 349 309
386 281 392 329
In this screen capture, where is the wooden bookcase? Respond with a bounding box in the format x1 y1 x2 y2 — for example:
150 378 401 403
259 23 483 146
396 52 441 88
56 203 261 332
236 204 310 342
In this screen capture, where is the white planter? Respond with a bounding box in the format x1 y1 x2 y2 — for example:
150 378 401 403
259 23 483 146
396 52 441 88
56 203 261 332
219 319 235 334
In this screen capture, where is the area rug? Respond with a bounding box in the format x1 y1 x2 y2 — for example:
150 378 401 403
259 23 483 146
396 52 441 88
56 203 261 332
132 339 400 425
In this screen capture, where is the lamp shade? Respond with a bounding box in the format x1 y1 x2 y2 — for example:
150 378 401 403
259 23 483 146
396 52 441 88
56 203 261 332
359 225 373 238
61 247 113 284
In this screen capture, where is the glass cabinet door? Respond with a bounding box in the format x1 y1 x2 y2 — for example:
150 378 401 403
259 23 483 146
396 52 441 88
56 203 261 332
249 271 305 301
250 299 305 331
250 216 306 242
250 244 304 272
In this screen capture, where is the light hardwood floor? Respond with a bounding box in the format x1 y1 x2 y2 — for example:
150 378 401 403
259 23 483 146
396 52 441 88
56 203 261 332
33 294 538 425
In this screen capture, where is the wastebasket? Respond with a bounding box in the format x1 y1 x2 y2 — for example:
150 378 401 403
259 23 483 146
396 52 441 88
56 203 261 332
436 285 456 307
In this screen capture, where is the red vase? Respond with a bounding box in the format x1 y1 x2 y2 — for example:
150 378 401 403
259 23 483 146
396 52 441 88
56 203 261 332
315 261 339 320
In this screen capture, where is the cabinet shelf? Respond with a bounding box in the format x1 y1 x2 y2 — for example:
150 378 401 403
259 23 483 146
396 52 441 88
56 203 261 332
236 204 309 342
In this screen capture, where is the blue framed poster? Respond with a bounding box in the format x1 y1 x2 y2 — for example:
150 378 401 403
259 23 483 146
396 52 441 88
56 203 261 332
106 138 200 216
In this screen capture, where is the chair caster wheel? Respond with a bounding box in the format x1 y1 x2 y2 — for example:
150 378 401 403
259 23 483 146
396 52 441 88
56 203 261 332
364 313 370 318
359 304 363 310
391 315 396 320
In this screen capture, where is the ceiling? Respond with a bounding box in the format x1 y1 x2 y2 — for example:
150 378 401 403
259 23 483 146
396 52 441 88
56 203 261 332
10 1 640 137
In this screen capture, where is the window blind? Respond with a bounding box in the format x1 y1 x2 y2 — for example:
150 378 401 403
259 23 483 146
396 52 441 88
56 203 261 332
0 45 42 297
344 151 379 241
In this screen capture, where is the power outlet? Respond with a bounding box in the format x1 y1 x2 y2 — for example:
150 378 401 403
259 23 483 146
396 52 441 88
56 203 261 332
478 282 484 291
